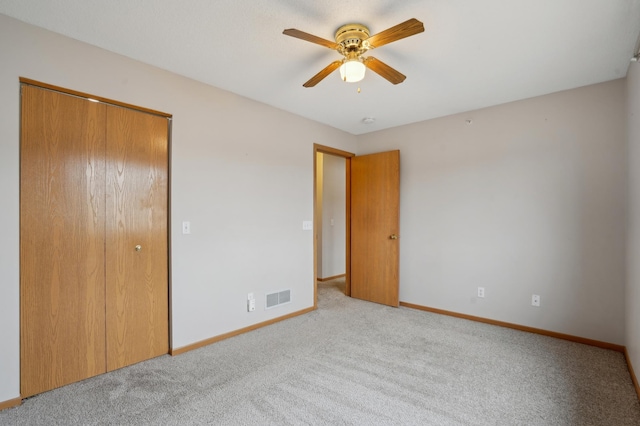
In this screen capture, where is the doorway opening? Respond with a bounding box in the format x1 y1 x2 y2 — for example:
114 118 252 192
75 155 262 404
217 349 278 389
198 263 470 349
313 144 354 307
313 144 401 308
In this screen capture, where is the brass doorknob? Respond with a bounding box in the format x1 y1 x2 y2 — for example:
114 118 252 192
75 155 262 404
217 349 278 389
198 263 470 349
135 245 142 252
390 234 399 240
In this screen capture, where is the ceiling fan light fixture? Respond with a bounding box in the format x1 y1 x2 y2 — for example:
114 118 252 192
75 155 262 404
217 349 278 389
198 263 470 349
283 18 424 87
339 59 366 83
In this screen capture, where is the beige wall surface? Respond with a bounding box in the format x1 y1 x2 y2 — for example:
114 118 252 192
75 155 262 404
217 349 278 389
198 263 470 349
320 154 346 278
1 11 635 407
627 62 640 380
0 14 357 403
358 79 627 344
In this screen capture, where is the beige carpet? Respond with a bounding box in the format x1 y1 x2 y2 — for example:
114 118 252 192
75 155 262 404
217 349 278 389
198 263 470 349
1 277 639 425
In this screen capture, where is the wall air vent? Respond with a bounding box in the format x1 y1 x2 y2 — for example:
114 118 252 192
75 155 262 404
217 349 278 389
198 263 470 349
265 289 291 309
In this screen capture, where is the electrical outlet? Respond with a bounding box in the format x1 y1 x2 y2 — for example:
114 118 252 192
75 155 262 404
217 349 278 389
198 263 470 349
532 294 541 307
477 287 485 298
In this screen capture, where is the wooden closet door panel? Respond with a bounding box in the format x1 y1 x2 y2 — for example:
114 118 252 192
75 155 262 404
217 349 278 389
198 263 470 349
105 106 169 371
20 85 107 397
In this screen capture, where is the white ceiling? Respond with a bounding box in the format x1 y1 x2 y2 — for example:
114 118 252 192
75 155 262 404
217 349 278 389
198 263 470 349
1 0 640 135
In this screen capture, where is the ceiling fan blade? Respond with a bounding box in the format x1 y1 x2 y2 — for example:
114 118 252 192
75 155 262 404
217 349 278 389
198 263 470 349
363 57 406 84
283 29 339 50
303 60 343 87
365 18 424 49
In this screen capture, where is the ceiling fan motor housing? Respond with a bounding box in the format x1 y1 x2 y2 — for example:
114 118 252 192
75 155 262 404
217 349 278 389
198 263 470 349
335 24 370 57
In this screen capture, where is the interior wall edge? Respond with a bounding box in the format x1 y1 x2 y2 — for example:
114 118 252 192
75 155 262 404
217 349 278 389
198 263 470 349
399 302 626 353
317 274 346 282
170 306 315 356
0 396 22 412
626 60 640 402
624 347 640 401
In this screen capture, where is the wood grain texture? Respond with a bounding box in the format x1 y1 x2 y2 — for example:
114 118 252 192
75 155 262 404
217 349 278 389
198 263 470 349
350 150 400 307
304 61 343 88
313 144 355 159
364 57 407 85
20 78 172 118
0 397 22 411
282 29 339 50
20 85 107 397
105 106 169 371
366 18 425 49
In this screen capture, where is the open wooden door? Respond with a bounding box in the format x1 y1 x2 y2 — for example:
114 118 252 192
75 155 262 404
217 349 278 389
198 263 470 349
350 150 400 307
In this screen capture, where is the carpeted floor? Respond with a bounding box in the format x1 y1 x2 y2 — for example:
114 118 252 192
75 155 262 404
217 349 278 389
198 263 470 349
1 278 639 425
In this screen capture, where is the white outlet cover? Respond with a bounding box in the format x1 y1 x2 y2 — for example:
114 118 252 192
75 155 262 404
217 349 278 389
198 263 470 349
532 294 541 307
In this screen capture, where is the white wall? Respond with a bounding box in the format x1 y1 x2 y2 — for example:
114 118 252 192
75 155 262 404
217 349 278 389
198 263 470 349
316 152 324 279
627 61 640 380
320 154 346 278
0 14 357 403
359 79 627 344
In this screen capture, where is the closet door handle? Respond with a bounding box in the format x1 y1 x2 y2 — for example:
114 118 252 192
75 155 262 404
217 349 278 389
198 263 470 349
390 234 399 240
135 245 142 252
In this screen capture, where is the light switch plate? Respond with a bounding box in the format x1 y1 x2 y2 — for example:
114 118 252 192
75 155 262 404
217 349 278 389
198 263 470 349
182 221 191 234
302 221 313 231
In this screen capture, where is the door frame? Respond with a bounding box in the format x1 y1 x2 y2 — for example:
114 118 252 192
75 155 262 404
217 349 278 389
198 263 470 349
313 144 355 307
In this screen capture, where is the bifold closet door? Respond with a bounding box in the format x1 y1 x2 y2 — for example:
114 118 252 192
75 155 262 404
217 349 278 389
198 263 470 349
20 85 107 398
21 83 169 397
105 105 169 371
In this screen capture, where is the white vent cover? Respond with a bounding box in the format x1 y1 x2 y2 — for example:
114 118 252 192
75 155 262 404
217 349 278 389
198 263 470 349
265 289 291 309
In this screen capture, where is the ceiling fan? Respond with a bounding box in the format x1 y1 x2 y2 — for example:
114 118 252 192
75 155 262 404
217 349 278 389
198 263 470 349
283 18 424 88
